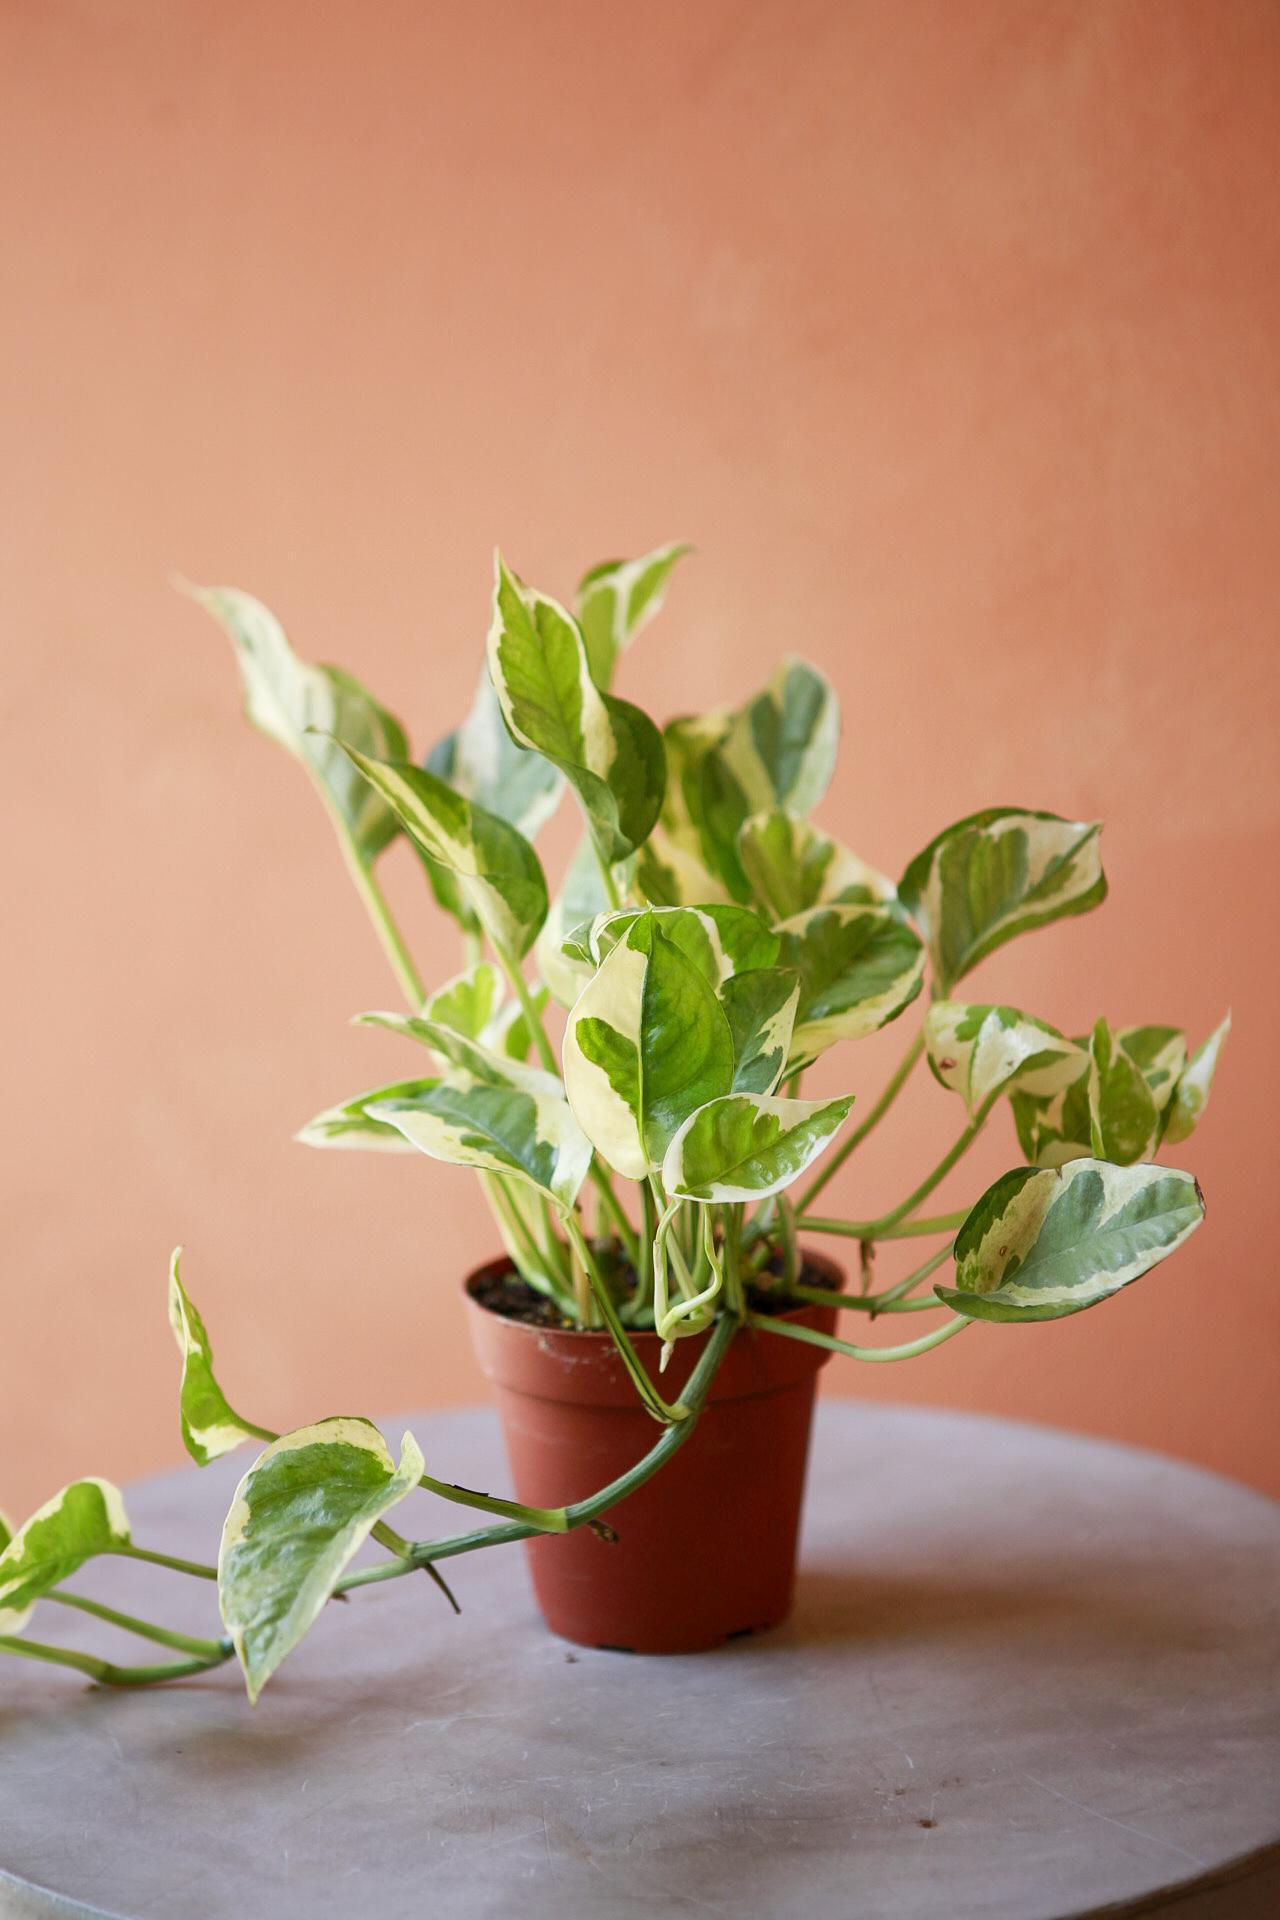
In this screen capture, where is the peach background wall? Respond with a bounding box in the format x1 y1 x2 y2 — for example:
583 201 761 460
2 1 1277 1517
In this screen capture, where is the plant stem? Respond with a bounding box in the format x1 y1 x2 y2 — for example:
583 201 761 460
589 1162 639 1264
797 1027 924 1212
565 1216 687 1424
492 943 560 1076
111 1545 218 1582
44 1591 229 1660
869 1097 996 1233
592 843 622 912
744 1310 971 1363
335 831 426 1008
794 1209 969 1241
871 1239 955 1309
0 1633 232 1687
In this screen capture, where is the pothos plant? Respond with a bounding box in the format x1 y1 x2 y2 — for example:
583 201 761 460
1 547 1229 1703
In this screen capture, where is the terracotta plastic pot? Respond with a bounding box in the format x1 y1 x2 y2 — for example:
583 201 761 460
463 1254 841 1653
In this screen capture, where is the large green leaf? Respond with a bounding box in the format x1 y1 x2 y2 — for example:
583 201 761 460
296 1075 440 1151
738 809 895 924
0 1479 131 1635
185 585 409 863
332 744 548 959
936 1158 1205 1322
487 555 666 865
663 1092 854 1203
720 967 801 1094
219 1419 424 1703
777 904 925 1064
1164 1013 1230 1147
369 1074 592 1211
925 1001 1084 1119
563 913 734 1179
576 542 692 690
168 1250 271 1467
590 903 778 988
426 668 563 841
899 808 1106 988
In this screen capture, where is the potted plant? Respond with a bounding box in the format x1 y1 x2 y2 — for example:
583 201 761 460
0 548 1229 1699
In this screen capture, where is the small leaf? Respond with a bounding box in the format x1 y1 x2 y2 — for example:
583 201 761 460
1088 1018 1162 1164
370 1074 592 1211
738 809 896 923
925 1001 1084 1118
899 807 1106 988
663 1092 854 1203
417 961 505 1041
0 1480 131 1635
168 1250 269 1467
536 835 633 1008
1010 1067 1093 1168
1164 1013 1230 1146
591 903 778 988
297 1076 440 1151
719 967 801 1094
777 904 925 1064
355 1012 561 1098
576 542 692 690
219 1419 424 1703
426 667 563 841
936 1158 1205 1322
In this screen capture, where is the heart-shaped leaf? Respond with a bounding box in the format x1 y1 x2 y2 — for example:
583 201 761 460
426 668 563 841
663 1092 854 1203
369 1074 592 1211
925 1001 1084 1118
0 1480 131 1635
1164 1013 1230 1146
719 967 802 1094
936 1158 1204 1322
777 904 925 1064
738 809 896 924
168 1250 271 1467
576 542 692 690
900 808 1106 989
219 1419 424 1702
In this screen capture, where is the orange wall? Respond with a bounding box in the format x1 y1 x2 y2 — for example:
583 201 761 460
2 1 1277 1517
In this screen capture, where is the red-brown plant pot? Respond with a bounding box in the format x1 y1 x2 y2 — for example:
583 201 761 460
463 1252 842 1654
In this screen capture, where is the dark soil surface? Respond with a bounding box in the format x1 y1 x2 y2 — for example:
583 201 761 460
468 1254 838 1330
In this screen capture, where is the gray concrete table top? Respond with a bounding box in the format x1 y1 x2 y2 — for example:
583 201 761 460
1 1402 1277 1920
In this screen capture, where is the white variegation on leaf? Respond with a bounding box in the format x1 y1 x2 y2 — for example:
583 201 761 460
777 904 925 1065
663 1092 854 1203
219 1419 424 1703
369 1073 591 1211
0 1479 131 1636
168 1250 271 1467
899 808 1107 988
488 555 666 866
738 809 896 924
1088 1019 1164 1165
296 1077 439 1151
354 1012 561 1098
936 1158 1205 1323
590 903 778 988
562 913 734 1179
719 967 801 1094
536 836 635 1008
634 822 731 908
925 1002 1084 1118
418 961 504 1041
576 542 692 690
1164 1013 1231 1147
426 668 563 841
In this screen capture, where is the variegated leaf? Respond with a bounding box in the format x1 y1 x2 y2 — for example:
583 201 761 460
369 1073 592 1211
480 980 550 1062
355 1011 561 1097
296 1076 439 1151
1010 1066 1093 1168
1118 1026 1188 1125
426 667 563 841
719 967 802 1094
168 1250 270 1467
777 904 925 1064
488 555 666 865
634 822 731 908
418 961 505 1041
576 542 692 690
0 1479 131 1636
332 743 548 959
562 912 734 1179
663 1092 854 1203
738 809 896 924
899 808 1106 988
936 1158 1204 1322
590 903 778 988
925 1002 1084 1118
536 836 634 1008
1088 1019 1162 1165
219 1419 424 1703
1164 1013 1231 1146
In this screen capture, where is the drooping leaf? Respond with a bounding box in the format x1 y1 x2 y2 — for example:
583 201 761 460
184 585 409 863
168 1250 270 1467
562 913 734 1179
899 808 1106 988
487 555 666 865
426 667 563 840
719 967 802 1094
1088 1018 1163 1165
331 744 548 959
417 961 505 1041
777 904 925 1064
0 1480 131 1636
296 1076 440 1151
355 1012 561 1098
925 1001 1084 1118
576 542 692 690
1164 1013 1231 1147
590 903 778 988
737 809 896 924
936 1158 1205 1323
663 1092 854 1203
369 1073 592 1211
219 1419 424 1703
536 835 633 1009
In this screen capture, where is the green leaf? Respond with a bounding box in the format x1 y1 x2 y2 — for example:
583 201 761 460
899 808 1106 988
418 961 504 1041
1010 1066 1093 1168
591 903 778 988
168 1250 270 1467
1164 1013 1230 1147
663 1092 854 1203
937 1158 1205 1322
330 744 548 959
0 1479 131 1635
355 1011 561 1098
1088 1018 1162 1164
738 809 896 923
479 979 550 1062
563 913 734 1179
777 904 925 1064
634 822 732 907
369 1074 592 1211
576 542 692 689
219 1419 424 1703
488 554 666 865
184 585 409 863
536 835 634 1008
426 667 563 840
925 1001 1084 1118
296 1076 440 1151
719 967 802 1094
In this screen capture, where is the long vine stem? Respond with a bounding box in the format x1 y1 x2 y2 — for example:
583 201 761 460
797 1026 924 1213
745 1309 971 1363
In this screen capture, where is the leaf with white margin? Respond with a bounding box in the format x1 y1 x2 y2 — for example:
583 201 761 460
663 1092 855 1203
738 809 896 924
487 554 666 865
168 1250 272 1466
355 1012 561 1098
777 904 925 1064
332 743 548 959
1164 1013 1230 1146
480 980 551 1062
1118 1026 1188 1123
719 968 801 1094
0 1479 131 1636
536 836 634 1008
418 961 505 1041
899 808 1106 988
1088 1019 1163 1165
369 1073 592 1211
563 913 734 1180
296 1076 439 1151
591 903 779 988
183 585 409 863
219 1419 424 1703
426 667 563 841
925 1002 1084 1119
1010 1066 1093 1169
936 1158 1204 1323
719 659 840 819
576 542 693 690
635 822 731 908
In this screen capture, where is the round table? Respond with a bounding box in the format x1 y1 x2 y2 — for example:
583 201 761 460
2 1403 1277 1920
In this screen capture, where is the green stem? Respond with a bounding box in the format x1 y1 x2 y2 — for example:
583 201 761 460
493 944 559 1077
797 1027 924 1213
589 1162 639 1265
44 1591 229 1660
335 831 426 1008
744 1310 971 1363
870 1098 995 1233
872 1239 955 1308
786 1287 941 1314
794 1210 968 1241
417 1471 569 1535
111 1545 218 1582
0 1633 232 1687
592 843 622 912
565 1216 686 1424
